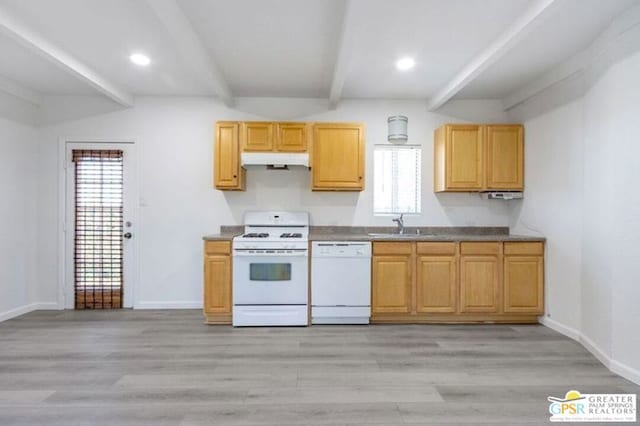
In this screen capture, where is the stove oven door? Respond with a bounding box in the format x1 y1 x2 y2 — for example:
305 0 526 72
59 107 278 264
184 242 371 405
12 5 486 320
233 250 308 305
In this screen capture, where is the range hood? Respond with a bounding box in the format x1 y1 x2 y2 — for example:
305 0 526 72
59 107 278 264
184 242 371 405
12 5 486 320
241 152 309 168
484 192 523 200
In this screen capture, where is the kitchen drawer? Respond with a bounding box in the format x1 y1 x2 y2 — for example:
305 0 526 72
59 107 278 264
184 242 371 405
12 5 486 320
205 241 231 255
460 242 499 255
504 242 544 255
373 242 413 255
416 242 456 255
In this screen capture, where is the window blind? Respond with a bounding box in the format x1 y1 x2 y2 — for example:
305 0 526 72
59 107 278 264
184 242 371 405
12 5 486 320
373 145 422 214
72 149 124 309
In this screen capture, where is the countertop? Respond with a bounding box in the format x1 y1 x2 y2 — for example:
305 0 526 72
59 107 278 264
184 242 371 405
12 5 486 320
308 233 545 242
202 225 242 241
309 226 544 242
202 233 241 241
203 226 545 242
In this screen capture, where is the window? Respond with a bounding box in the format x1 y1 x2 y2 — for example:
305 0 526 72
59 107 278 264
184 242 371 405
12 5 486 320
374 145 421 214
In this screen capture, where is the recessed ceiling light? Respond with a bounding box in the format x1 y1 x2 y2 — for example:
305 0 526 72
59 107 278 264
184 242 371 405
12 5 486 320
396 57 415 71
130 53 151 67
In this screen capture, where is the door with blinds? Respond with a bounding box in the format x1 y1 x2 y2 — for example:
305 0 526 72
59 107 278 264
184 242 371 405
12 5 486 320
65 142 137 309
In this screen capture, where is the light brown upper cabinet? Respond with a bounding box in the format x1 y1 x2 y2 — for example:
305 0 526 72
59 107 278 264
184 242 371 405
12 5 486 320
215 121 363 190
434 123 524 192
214 121 245 190
434 124 484 191
312 123 365 191
242 122 274 151
486 125 524 190
276 122 308 152
241 122 309 153
503 242 544 314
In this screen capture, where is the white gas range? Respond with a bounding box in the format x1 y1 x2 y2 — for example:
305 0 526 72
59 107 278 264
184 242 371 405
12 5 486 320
232 211 309 326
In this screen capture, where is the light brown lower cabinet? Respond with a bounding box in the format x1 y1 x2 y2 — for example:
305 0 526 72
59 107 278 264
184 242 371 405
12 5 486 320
203 241 232 324
202 239 543 325
371 241 544 323
416 242 457 313
459 242 500 313
503 242 544 314
372 243 413 314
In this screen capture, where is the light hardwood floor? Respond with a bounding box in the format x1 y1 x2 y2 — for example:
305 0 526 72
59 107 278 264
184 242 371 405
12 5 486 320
0 310 637 425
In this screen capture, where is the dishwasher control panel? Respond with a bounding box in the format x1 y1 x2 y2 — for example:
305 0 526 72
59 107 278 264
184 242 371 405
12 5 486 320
312 242 372 257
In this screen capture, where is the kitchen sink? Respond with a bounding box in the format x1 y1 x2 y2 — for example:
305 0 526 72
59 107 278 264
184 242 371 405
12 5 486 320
367 233 425 238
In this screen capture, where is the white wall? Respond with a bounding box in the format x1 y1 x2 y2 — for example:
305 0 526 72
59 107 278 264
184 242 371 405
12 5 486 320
0 92 40 127
583 51 640 380
229 99 513 227
0 116 39 320
35 97 515 308
511 100 584 333
580 65 615 360
511 38 640 382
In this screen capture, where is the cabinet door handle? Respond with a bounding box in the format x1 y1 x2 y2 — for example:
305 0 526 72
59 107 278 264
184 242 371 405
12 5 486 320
233 174 237 178
359 176 362 180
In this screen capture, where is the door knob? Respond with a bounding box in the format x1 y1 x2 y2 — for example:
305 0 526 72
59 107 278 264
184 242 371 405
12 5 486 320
123 232 133 239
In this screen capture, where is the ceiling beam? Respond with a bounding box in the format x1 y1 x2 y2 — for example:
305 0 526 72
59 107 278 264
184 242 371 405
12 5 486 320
503 1 640 110
0 74 42 106
145 0 233 107
0 5 134 107
328 0 358 110
427 0 560 111
502 50 586 110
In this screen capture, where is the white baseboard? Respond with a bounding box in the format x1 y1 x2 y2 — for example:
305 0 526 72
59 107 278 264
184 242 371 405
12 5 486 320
35 302 61 310
1 301 199 319
610 359 640 386
0 302 62 322
538 316 581 340
539 317 640 385
135 301 201 309
579 333 612 369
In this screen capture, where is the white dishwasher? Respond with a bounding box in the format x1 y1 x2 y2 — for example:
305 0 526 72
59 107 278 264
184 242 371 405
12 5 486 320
311 241 372 324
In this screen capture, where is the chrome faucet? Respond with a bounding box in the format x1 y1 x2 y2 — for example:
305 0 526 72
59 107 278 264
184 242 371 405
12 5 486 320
392 214 405 235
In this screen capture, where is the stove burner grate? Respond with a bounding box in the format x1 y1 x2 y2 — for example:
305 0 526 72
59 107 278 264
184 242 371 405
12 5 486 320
242 233 269 238
280 233 303 238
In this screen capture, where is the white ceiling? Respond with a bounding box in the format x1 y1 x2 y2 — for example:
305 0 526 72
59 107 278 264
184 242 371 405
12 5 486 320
0 31 95 95
178 0 344 98
0 0 637 108
341 0 532 99
455 0 639 99
0 0 218 96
